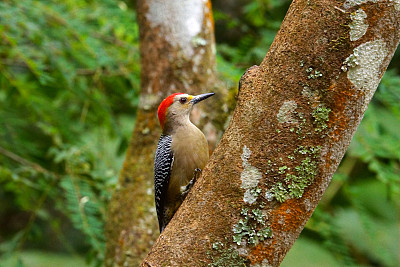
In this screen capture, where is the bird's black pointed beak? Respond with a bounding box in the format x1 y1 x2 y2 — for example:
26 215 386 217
190 93 215 104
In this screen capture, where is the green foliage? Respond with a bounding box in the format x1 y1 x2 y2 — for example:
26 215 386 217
349 70 400 197
1 250 87 267
281 237 342 267
0 0 138 265
216 0 291 69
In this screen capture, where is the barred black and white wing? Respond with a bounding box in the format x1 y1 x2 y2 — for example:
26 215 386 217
154 134 174 233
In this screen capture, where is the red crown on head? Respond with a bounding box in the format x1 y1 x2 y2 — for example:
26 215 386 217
157 93 184 129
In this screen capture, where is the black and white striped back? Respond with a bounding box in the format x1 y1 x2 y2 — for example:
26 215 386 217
154 134 174 232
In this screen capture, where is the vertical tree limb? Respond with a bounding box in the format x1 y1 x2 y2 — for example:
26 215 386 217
104 0 228 266
141 0 400 266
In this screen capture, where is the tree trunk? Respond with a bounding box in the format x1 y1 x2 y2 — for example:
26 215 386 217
141 0 400 266
104 0 228 266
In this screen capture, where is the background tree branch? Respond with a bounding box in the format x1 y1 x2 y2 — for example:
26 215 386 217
104 0 229 265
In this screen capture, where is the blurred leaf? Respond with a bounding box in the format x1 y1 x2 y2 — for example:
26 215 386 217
282 237 341 267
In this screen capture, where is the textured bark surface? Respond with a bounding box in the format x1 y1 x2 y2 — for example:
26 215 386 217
141 0 400 266
104 1 229 266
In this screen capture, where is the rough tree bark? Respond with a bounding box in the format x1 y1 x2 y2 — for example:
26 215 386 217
104 0 229 266
141 0 400 266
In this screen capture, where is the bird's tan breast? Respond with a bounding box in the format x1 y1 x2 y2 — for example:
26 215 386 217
167 125 209 201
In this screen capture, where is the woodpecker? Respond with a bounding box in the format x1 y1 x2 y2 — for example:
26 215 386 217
154 92 214 233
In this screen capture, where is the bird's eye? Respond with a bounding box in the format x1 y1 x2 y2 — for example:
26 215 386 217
179 97 187 104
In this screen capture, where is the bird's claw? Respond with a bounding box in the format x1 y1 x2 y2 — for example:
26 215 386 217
181 168 202 199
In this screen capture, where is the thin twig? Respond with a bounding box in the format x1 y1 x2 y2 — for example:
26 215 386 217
0 146 61 252
0 145 50 175
334 6 346 13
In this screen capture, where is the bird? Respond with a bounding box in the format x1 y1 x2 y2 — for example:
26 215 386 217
154 92 214 233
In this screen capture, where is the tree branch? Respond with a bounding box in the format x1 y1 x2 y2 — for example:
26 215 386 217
0 145 53 176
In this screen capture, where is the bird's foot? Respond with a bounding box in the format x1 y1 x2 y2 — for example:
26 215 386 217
180 168 201 200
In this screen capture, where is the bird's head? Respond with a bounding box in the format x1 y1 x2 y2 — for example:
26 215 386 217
157 92 215 131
